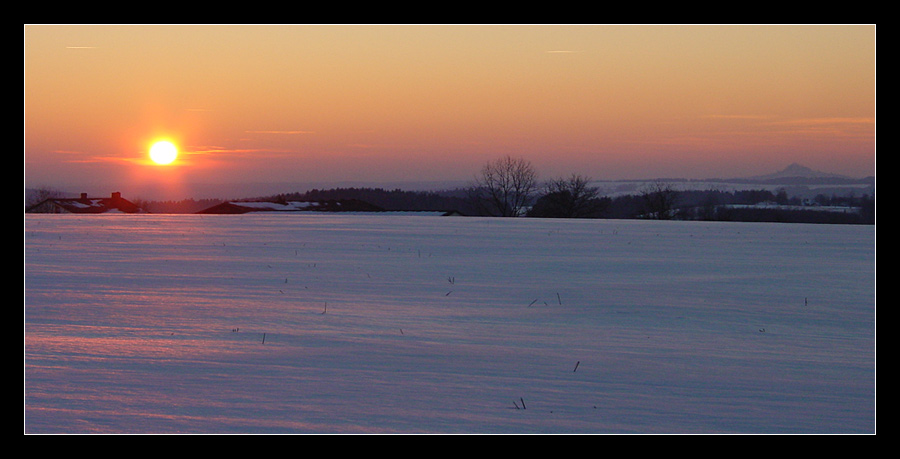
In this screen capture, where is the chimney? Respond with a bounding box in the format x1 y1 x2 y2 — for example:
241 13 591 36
111 192 121 200
80 193 88 200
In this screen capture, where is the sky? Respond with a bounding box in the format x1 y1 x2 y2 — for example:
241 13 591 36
24 24 876 199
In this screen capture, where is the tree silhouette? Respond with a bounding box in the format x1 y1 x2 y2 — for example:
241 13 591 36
469 155 538 217
640 181 679 219
529 174 608 218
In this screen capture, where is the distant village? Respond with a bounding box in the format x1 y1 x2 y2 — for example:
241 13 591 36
25 189 467 217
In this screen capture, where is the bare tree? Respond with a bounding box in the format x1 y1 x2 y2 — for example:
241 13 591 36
25 187 65 213
640 180 679 219
530 174 607 218
469 155 538 217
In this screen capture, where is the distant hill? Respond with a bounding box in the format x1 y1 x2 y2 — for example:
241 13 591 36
723 163 873 185
745 163 849 181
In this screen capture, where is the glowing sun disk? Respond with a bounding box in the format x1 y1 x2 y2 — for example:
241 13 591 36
149 141 178 165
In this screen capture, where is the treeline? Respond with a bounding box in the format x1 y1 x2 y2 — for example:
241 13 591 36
129 184 874 224
584 189 873 224
658 189 875 224
265 187 481 215
267 186 874 224
701 205 874 224
134 198 226 214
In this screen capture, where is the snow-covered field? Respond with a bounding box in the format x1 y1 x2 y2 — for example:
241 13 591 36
24 214 875 434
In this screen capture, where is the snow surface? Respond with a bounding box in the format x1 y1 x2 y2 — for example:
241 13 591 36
24 214 876 434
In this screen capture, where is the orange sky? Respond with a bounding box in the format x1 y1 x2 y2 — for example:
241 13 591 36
24 24 875 198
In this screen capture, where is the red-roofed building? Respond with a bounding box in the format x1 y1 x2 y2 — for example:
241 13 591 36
26 192 143 214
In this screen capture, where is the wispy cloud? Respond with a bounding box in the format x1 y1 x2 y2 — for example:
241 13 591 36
701 115 874 137
758 117 875 139
185 146 266 156
702 114 773 120
50 145 291 166
56 152 129 164
186 146 312 162
622 115 875 151
763 117 874 127
51 150 113 164
245 130 315 135
704 114 873 126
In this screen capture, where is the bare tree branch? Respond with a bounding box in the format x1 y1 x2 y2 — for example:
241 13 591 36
640 181 680 219
470 155 538 217
536 174 605 218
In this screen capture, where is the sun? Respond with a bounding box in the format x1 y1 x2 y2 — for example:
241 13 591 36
149 140 178 165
